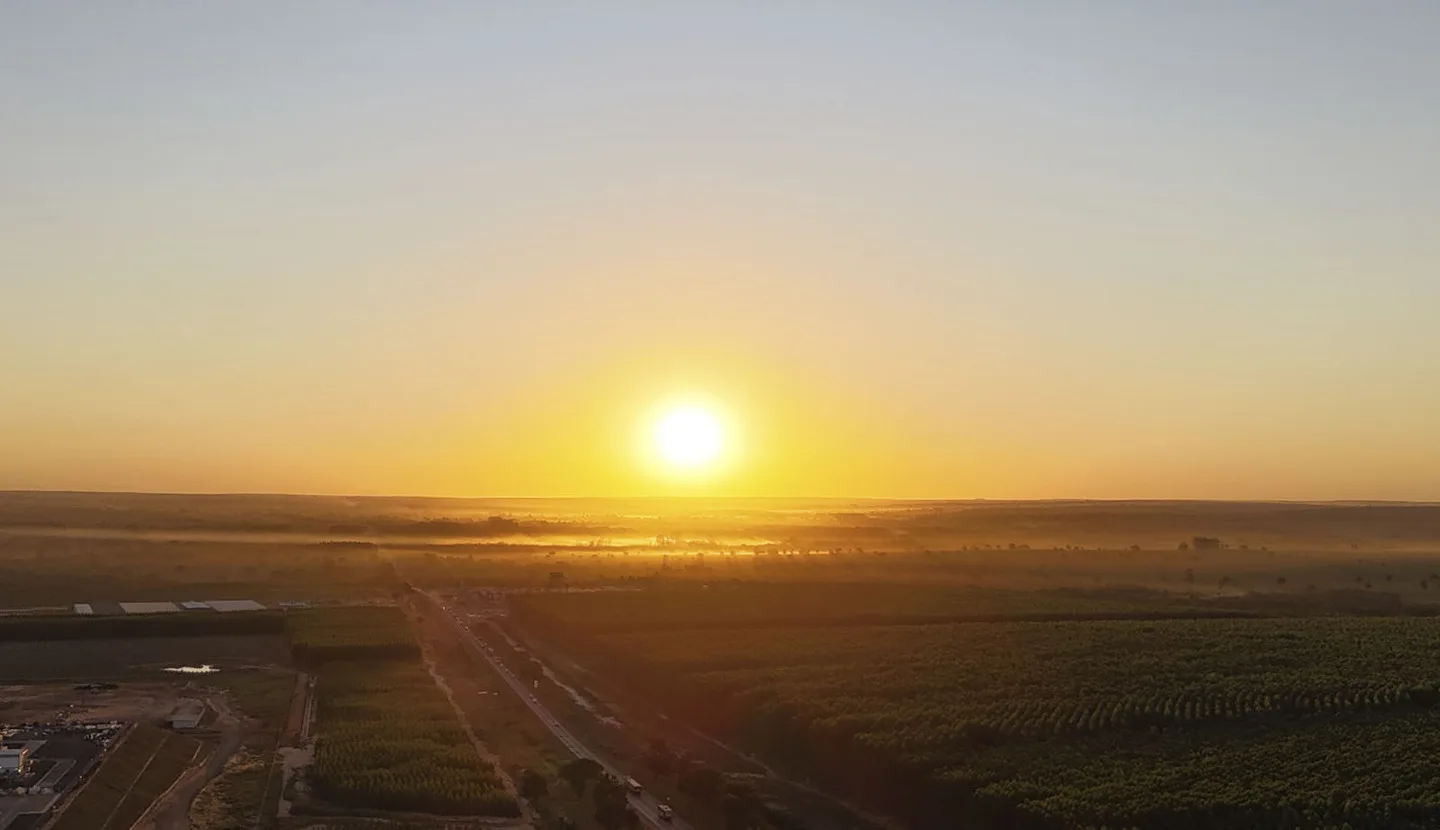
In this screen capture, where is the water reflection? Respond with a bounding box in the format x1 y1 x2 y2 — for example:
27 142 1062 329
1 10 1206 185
164 664 219 674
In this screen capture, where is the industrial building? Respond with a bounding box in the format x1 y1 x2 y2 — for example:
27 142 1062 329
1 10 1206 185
118 601 180 615
0 747 29 775
168 699 205 730
204 599 266 612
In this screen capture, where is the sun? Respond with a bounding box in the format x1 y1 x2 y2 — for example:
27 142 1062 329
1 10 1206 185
651 405 725 470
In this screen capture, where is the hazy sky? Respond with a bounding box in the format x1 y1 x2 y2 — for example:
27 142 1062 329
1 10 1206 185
4 3 1440 499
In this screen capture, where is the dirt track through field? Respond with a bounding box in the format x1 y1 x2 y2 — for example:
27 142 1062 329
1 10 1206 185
143 696 244 830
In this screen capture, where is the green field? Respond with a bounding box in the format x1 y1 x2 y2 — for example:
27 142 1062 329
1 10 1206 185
53 723 203 830
521 590 1440 830
309 659 518 817
286 605 420 663
511 582 1251 631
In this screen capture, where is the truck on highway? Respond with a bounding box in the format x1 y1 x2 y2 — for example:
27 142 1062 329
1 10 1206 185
657 803 674 821
624 776 643 794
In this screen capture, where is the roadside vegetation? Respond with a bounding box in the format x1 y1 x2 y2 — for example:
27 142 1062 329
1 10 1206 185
191 747 273 830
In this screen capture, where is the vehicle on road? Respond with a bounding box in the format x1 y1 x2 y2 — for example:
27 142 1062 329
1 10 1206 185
658 803 674 820
625 776 643 794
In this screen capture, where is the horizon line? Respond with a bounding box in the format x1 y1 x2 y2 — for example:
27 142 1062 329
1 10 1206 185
2 488 1439 507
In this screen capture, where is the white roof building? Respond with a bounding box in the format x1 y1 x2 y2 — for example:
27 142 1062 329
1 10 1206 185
119 602 180 615
0 748 29 773
205 600 266 612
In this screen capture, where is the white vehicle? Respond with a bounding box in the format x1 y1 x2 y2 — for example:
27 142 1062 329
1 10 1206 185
624 777 643 795
657 803 673 821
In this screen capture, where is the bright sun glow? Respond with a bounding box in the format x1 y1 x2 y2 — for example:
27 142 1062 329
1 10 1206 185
652 405 725 470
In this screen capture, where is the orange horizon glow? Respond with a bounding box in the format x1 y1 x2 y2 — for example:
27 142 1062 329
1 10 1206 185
6 6 1440 501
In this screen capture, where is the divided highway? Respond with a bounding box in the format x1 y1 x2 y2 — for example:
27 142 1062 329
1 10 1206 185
423 591 691 830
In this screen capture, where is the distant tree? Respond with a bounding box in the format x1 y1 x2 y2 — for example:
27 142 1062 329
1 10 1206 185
1276 576 1287 587
722 781 763 830
644 738 678 776
592 776 639 830
1193 536 1222 551
521 768 549 801
1178 542 1190 551
678 765 725 807
560 758 603 796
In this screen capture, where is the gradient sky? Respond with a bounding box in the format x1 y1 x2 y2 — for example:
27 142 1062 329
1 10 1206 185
4 2 1440 499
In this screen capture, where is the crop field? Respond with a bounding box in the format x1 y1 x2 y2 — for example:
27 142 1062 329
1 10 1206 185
309 659 518 817
510 582 1249 631
52 723 202 830
0 636 290 682
286 605 420 663
524 593 1440 830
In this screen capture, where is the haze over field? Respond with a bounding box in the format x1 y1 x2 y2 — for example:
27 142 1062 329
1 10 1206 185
5 3 1440 500
11 10 1440 826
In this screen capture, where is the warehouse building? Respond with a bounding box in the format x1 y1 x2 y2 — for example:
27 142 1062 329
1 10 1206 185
205 599 266 612
169 699 205 730
0 747 29 775
119 601 180 615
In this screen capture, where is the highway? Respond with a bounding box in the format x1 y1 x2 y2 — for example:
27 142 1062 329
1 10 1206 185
424 591 690 830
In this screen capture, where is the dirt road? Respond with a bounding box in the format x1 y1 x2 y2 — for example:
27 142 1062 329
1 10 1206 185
143 697 244 830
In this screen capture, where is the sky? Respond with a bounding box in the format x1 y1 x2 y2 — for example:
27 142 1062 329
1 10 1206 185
3 2 1440 500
